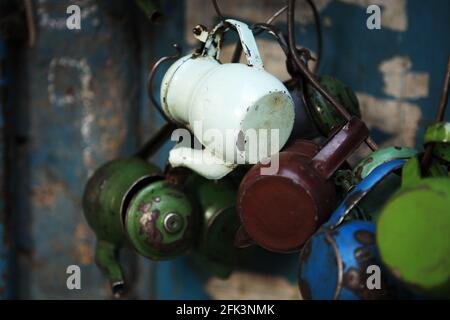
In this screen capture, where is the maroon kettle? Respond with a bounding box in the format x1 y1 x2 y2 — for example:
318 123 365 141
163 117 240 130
236 117 369 253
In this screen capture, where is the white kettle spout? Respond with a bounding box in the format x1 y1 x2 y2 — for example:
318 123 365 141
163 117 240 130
169 146 236 180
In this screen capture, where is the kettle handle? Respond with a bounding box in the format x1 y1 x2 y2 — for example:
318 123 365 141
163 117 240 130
311 117 369 180
203 19 264 70
324 159 406 229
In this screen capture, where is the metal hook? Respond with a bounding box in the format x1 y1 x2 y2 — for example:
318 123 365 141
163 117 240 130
147 43 182 123
230 0 321 72
134 122 177 160
251 23 289 55
305 0 322 73
287 0 378 151
23 0 36 48
270 1 322 73
421 56 450 173
267 5 288 25
211 0 226 23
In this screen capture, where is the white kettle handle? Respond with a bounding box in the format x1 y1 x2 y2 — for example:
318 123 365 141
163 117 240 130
203 19 264 70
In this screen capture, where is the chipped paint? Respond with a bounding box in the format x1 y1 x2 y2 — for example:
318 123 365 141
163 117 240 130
185 0 332 46
185 0 407 47
339 0 408 31
220 39 317 82
73 223 94 265
205 271 300 300
356 92 422 147
74 243 94 265
379 56 429 99
31 180 65 208
47 55 129 178
47 57 98 175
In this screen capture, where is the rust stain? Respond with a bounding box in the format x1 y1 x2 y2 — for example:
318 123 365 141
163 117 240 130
31 180 65 208
74 223 89 240
75 243 94 265
73 223 94 264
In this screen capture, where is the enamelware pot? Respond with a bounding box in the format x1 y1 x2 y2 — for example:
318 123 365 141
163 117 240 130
83 158 194 296
237 117 369 252
424 122 450 164
305 75 361 136
298 159 406 300
353 146 417 182
377 157 450 298
185 174 240 279
161 19 295 179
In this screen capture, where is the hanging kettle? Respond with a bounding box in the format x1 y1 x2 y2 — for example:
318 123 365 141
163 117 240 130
377 157 450 298
82 158 194 296
298 159 406 300
184 174 240 279
237 117 369 252
424 122 450 164
161 19 295 179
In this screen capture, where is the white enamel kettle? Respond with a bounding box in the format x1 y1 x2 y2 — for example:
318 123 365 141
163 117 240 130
161 19 295 179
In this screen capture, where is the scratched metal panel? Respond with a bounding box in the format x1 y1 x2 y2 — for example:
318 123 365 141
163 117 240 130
11 0 153 299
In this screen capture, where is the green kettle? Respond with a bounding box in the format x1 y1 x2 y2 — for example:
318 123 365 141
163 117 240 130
184 174 240 279
83 157 194 297
377 157 450 298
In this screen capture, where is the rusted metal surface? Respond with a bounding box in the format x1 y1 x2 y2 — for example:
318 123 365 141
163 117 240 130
237 138 336 253
352 146 417 182
312 117 369 179
237 118 367 253
82 158 162 297
298 160 407 300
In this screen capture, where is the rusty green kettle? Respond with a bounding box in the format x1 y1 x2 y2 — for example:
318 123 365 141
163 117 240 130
82 157 194 296
184 174 240 279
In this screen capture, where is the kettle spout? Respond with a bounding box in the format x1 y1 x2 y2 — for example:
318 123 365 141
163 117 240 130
169 146 236 179
95 240 125 298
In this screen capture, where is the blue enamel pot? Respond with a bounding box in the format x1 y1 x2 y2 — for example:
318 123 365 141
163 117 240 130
298 159 406 300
